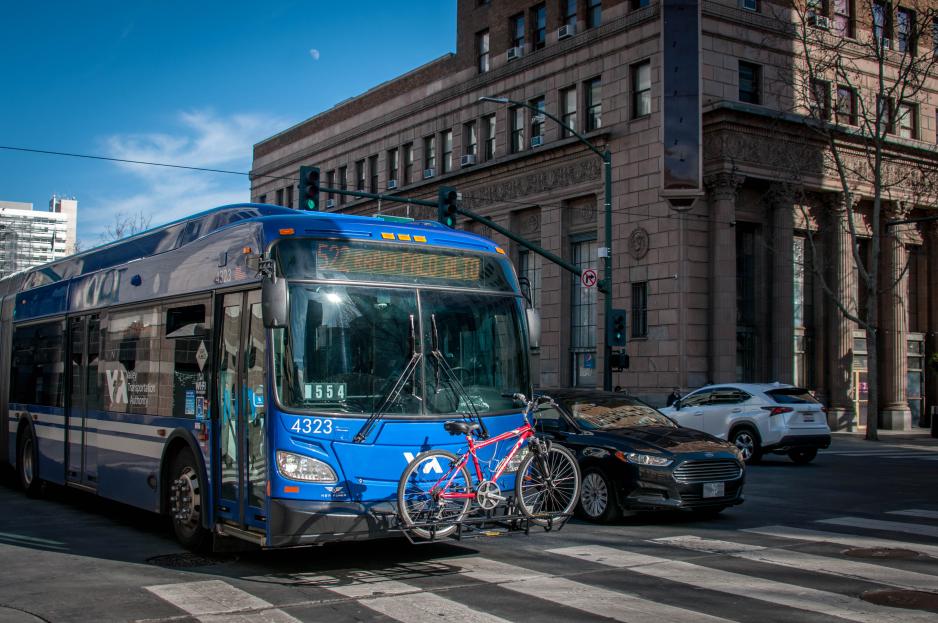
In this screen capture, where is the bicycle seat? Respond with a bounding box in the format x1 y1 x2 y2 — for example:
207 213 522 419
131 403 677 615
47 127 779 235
443 421 480 436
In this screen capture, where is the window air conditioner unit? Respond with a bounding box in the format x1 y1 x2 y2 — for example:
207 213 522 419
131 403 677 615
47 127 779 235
387 179 398 190
880 37 892 50
423 168 436 179
507 46 523 61
532 114 546 124
558 24 576 39
531 135 544 147
809 14 830 29
325 199 336 209
806 0 821 7
460 154 477 166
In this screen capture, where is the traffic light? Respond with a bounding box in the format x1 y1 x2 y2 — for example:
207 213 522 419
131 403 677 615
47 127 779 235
608 308 627 348
298 166 321 211
437 186 459 228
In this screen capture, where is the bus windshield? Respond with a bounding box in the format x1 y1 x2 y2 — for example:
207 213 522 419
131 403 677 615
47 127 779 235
273 285 528 416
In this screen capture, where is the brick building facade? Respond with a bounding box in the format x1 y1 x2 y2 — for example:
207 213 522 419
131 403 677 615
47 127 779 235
251 0 938 431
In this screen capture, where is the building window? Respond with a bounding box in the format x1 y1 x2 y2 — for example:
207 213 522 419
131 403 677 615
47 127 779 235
402 143 413 185
477 30 490 73
738 61 761 105
275 188 284 207
368 155 378 194
933 18 938 55
532 4 546 50
440 130 453 173
835 85 857 125
387 148 399 185
631 61 651 119
586 77 602 130
630 0 650 9
810 79 831 119
510 13 525 50
736 224 760 382
464 122 478 157
530 96 545 144
355 160 365 191
740 0 758 11
571 237 598 387
258 194 266 204
897 102 917 138
563 0 577 28
518 249 542 310
832 0 854 37
561 86 577 136
586 0 601 28
285 184 293 209
873 1 891 41
338 166 348 204
631 282 648 338
897 7 915 54
424 135 436 172
510 106 525 153
326 170 335 201
484 114 496 160
879 96 895 133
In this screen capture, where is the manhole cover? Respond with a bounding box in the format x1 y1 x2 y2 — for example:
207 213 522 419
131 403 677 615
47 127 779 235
146 553 221 568
842 547 923 560
862 589 938 612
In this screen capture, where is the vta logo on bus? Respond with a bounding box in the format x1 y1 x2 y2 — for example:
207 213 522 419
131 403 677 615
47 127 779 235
402 452 443 474
105 369 128 405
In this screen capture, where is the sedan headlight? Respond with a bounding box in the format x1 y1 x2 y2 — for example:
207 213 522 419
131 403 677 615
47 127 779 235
616 451 673 467
276 451 338 483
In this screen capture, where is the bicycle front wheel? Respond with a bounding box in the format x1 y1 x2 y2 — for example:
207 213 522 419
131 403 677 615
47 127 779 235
515 444 580 526
397 450 472 539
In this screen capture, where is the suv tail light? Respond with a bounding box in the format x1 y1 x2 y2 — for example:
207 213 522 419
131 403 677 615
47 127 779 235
762 406 793 416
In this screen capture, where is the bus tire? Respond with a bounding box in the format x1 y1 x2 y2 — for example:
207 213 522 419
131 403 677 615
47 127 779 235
168 449 210 552
17 426 43 498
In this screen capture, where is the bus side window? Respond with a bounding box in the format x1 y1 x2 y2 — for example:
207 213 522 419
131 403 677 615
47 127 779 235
163 301 211 419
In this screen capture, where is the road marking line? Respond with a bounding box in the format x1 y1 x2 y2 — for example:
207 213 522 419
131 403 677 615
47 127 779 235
440 556 736 623
654 535 938 592
549 544 937 623
145 580 300 622
819 517 938 539
743 525 938 558
889 509 938 520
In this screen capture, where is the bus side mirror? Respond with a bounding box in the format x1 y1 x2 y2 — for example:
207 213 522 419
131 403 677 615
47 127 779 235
262 276 288 328
526 307 541 350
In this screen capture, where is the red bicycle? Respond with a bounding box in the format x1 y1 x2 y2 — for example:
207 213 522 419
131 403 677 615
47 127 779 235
397 394 581 539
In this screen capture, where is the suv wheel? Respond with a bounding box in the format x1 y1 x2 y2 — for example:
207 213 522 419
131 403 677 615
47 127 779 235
730 427 762 464
788 448 817 464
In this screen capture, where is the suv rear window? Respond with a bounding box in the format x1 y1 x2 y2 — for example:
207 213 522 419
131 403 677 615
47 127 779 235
766 388 818 404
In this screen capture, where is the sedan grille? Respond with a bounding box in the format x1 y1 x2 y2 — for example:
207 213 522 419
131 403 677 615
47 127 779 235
673 459 742 484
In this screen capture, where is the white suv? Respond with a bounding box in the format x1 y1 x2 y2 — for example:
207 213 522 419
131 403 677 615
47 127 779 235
660 383 831 464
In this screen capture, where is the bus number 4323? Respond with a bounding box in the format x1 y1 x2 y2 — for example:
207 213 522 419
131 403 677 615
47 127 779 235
290 418 334 435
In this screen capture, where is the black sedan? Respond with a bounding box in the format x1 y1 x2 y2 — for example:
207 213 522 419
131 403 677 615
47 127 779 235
534 389 745 522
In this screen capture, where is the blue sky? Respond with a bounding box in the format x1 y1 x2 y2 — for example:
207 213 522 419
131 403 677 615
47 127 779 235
0 1 456 248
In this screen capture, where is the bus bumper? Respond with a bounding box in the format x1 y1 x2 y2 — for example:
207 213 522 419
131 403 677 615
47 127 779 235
268 499 397 547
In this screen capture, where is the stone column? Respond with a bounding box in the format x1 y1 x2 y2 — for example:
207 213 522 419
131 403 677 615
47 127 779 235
879 203 912 430
826 193 858 430
924 221 938 429
705 173 744 383
768 185 795 384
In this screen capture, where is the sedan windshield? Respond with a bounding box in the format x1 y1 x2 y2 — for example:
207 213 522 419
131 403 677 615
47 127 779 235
273 284 527 415
560 396 676 430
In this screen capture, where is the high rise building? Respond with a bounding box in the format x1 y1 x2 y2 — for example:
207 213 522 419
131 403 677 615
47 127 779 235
0 198 75 278
49 195 78 256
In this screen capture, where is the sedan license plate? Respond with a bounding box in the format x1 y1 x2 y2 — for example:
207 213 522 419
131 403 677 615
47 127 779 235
703 482 725 498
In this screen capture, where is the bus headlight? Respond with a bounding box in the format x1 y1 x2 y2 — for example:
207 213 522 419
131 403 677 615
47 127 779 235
276 451 338 483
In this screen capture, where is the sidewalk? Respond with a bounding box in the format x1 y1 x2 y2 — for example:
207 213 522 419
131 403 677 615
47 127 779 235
832 428 938 445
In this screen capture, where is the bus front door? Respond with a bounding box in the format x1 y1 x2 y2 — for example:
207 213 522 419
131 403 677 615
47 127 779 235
66 315 99 487
215 291 268 531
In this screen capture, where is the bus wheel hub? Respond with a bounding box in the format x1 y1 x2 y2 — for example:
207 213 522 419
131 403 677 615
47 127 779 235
170 467 200 524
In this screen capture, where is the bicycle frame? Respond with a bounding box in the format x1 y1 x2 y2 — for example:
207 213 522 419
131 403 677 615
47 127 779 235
433 423 536 501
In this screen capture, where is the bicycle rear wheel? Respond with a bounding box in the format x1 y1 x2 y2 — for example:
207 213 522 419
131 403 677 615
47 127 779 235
515 444 580 526
397 450 472 539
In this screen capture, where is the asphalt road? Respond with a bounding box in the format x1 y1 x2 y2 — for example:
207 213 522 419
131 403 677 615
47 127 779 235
0 432 936 623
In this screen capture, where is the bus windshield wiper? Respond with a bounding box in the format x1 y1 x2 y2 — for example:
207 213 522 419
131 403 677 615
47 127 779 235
354 314 421 443
429 314 489 439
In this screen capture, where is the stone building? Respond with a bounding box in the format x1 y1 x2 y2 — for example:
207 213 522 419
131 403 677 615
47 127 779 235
251 0 938 431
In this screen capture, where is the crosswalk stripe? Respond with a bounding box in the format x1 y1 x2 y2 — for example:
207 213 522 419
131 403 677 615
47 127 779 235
888 509 938 520
743 525 938 558
145 580 300 622
440 556 736 623
819 516 938 539
548 544 937 623
654 535 938 592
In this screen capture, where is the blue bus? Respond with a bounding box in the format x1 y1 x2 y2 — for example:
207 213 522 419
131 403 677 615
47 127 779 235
0 204 537 549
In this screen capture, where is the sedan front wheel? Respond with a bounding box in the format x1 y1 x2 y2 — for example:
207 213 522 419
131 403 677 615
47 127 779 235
578 467 620 523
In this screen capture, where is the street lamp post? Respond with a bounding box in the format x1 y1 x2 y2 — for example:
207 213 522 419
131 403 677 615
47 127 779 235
479 96 615 390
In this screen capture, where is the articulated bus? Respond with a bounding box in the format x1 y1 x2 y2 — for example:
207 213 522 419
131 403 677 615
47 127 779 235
0 204 536 549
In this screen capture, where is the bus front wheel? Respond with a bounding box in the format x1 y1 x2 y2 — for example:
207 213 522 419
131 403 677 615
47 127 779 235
168 449 210 551
17 427 43 498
